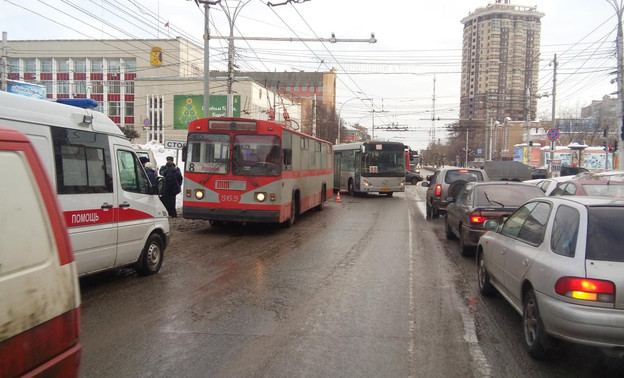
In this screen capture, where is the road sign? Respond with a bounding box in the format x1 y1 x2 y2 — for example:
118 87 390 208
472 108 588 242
546 128 560 141
164 140 186 149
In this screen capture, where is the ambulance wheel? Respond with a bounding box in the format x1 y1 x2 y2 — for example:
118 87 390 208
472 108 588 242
135 234 164 276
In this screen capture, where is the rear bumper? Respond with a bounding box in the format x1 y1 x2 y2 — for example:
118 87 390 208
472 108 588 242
463 226 486 247
536 291 624 348
183 206 280 223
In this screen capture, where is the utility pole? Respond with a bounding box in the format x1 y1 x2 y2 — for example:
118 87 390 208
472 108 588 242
195 0 222 117
608 0 624 170
431 75 436 143
2 32 7 91
549 54 558 176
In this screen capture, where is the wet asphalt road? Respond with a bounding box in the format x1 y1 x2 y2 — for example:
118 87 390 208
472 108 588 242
78 181 624 377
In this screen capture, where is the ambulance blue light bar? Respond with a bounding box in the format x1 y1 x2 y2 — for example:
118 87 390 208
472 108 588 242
55 98 99 109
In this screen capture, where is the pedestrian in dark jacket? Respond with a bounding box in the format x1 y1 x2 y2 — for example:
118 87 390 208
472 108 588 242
160 158 183 217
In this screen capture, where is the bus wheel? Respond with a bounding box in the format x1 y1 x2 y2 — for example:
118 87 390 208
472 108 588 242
315 187 326 211
348 180 355 196
285 199 296 227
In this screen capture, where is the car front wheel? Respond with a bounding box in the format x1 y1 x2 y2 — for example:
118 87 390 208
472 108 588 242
135 234 164 276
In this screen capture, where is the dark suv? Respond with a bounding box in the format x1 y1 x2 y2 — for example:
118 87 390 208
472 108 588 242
421 167 488 219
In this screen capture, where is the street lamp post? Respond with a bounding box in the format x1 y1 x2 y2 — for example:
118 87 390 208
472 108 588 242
337 96 372 144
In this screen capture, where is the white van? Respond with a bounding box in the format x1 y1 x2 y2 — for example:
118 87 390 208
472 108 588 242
0 92 170 277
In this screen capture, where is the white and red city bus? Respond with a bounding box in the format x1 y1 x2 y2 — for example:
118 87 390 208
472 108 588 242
182 118 334 226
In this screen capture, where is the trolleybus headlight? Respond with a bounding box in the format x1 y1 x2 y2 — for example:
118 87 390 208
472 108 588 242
194 189 205 199
255 192 267 202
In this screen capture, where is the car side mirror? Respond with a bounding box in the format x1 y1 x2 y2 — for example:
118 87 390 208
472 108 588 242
421 182 430 187
446 196 454 202
483 219 499 231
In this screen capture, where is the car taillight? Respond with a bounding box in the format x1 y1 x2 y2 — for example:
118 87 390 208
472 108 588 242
555 277 615 303
470 215 487 224
435 184 442 197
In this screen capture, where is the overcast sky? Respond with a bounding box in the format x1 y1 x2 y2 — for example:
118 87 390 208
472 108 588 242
1 0 620 150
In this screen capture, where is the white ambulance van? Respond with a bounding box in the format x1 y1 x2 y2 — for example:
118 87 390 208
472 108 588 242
0 92 170 277
0 126 81 377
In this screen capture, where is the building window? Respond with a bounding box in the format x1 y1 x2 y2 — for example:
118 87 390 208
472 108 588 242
75 81 87 95
24 59 36 73
125 102 134 117
41 59 53 73
108 59 120 74
91 59 103 73
9 58 19 73
91 81 103 94
108 81 120 94
108 102 121 116
125 81 134 94
74 59 87 73
124 59 136 73
57 81 70 94
42 81 53 93
57 59 70 73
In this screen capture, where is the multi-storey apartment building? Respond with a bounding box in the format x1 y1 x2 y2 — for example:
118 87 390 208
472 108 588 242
460 0 544 125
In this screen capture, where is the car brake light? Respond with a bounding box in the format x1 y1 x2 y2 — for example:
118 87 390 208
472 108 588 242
435 184 442 196
470 215 487 224
459 169 469 173
555 277 615 303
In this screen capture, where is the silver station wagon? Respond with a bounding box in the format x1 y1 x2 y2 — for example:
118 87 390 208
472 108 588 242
476 196 624 358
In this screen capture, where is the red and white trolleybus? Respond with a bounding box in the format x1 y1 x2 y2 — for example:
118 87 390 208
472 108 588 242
182 118 334 226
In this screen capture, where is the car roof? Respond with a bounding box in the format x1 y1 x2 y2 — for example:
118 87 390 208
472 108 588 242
565 179 624 185
471 181 537 187
539 195 624 207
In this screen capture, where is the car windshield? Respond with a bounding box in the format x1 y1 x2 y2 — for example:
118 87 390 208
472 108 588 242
581 184 624 197
586 207 624 262
475 185 544 207
444 170 483 184
232 135 281 176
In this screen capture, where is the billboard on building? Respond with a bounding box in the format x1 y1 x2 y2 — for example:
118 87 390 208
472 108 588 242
7 80 46 99
173 95 241 129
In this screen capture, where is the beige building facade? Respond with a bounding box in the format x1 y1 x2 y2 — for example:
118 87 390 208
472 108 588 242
2 38 306 143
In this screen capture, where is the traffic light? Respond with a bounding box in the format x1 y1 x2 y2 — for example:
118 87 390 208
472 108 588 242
615 141 619 152
609 145 614 153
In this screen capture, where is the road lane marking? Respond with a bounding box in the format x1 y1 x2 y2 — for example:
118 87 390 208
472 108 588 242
407 209 415 377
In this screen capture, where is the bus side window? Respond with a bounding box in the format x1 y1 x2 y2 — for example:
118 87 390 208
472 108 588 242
283 148 292 170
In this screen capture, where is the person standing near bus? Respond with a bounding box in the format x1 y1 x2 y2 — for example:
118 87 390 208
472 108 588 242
161 156 183 217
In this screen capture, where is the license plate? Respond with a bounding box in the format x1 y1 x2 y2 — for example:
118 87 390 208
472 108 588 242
380 188 390 192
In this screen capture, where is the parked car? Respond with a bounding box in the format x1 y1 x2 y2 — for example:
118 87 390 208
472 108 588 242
476 196 624 358
421 167 488 218
0 127 81 377
560 165 588 177
405 170 423 185
550 179 624 197
534 176 575 196
445 181 544 256
531 168 548 179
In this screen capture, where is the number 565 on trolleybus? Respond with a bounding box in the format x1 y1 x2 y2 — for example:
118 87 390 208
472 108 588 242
182 118 334 226
333 141 406 197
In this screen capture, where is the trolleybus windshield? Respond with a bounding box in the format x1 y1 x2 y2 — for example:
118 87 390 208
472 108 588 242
233 134 281 176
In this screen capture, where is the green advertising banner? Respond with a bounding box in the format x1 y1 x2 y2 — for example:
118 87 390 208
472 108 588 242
173 95 241 129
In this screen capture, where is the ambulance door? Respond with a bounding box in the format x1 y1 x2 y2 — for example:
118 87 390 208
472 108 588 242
114 145 157 267
51 127 117 275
